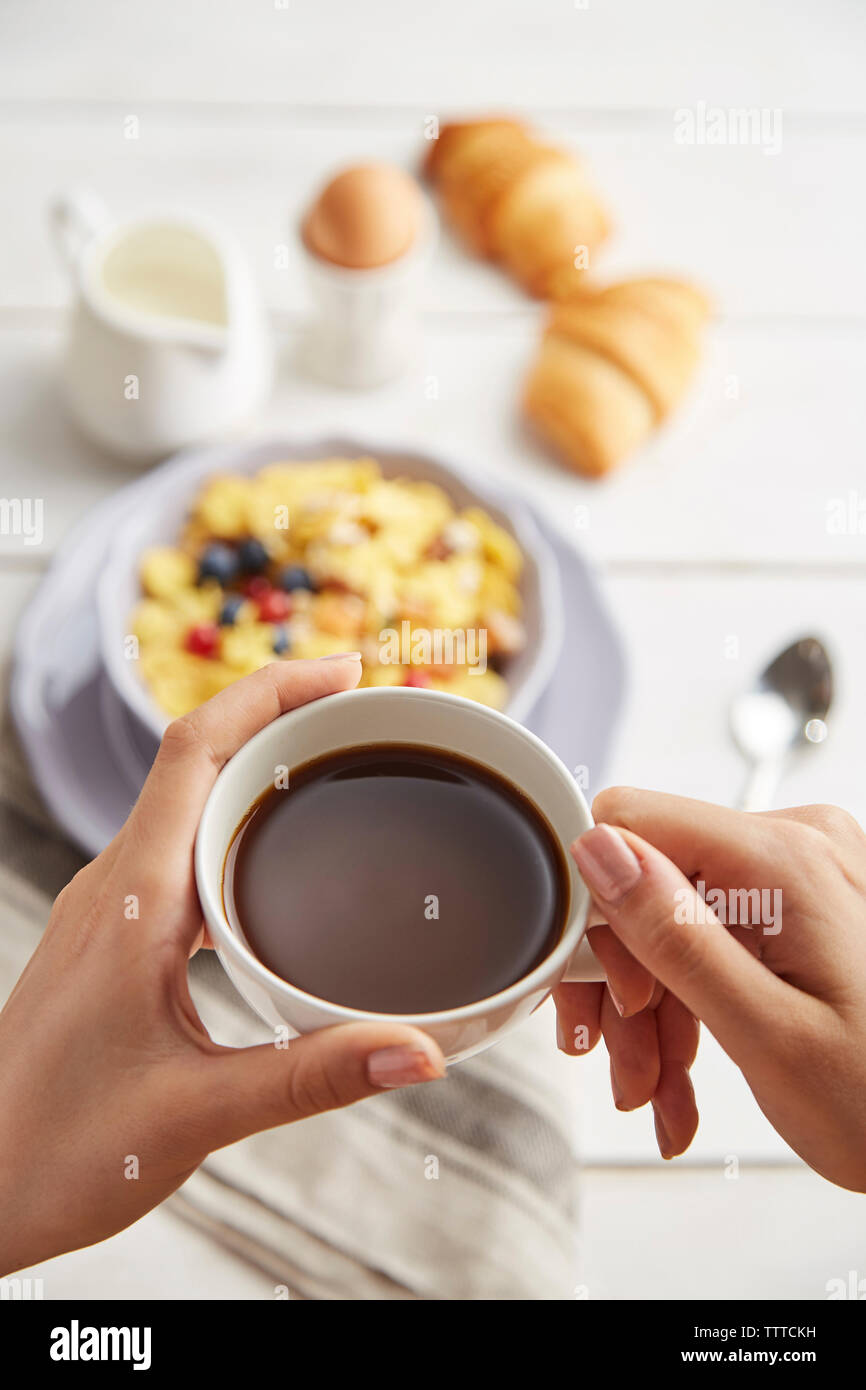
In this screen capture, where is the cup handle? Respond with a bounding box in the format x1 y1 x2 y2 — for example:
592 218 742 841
50 191 112 278
560 931 607 983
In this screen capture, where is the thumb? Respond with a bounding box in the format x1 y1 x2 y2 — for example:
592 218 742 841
571 823 792 1064
191 1023 446 1152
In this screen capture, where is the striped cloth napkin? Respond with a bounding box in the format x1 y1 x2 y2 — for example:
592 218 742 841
0 683 581 1300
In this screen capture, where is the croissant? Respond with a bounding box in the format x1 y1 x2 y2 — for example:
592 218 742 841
523 277 711 477
423 118 609 298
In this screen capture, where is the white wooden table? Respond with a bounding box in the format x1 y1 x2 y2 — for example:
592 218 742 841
3 0 866 1299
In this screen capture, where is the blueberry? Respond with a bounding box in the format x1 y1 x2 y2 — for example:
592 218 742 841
218 595 245 626
238 538 269 574
198 542 239 586
278 565 316 593
272 624 291 655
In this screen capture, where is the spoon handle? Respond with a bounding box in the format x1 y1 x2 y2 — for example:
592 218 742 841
738 759 783 813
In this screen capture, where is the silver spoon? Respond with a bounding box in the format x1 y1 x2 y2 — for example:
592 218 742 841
729 637 833 812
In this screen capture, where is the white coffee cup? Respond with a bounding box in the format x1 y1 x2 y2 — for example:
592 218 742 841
195 686 605 1064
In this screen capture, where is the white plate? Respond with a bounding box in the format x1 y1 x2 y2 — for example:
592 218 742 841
96 435 565 740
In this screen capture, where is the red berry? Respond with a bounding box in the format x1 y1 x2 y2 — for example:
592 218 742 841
404 669 431 688
186 623 220 658
242 575 271 599
256 589 291 622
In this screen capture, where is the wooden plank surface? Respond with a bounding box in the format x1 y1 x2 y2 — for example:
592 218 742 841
2 0 864 113
1 319 865 568
0 115 864 319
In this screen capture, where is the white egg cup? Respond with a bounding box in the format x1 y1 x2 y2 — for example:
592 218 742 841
299 197 438 389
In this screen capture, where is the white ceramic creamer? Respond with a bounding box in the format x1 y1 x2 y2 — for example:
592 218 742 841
51 193 273 461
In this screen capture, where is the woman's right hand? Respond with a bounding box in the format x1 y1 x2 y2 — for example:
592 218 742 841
558 789 866 1191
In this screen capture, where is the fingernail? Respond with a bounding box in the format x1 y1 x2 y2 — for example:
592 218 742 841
653 1101 674 1159
318 651 362 661
608 986 627 1017
610 1061 626 1110
367 1042 444 1089
572 824 642 906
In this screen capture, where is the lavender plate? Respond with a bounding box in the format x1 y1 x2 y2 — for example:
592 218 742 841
12 468 625 858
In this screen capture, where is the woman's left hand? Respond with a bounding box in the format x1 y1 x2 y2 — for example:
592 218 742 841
0 657 445 1277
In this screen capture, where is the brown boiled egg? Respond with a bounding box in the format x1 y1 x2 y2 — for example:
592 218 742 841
303 163 422 269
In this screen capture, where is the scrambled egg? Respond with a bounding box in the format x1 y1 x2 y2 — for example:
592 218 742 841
130 456 526 718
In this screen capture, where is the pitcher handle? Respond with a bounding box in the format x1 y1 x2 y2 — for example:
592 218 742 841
50 192 112 278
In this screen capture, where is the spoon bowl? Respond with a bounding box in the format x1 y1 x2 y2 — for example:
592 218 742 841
729 636 833 811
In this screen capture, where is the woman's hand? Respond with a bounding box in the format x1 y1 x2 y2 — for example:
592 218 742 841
0 657 444 1276
556 788 866 1191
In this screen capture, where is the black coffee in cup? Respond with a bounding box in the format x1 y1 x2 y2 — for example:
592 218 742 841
222 743 569 1014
